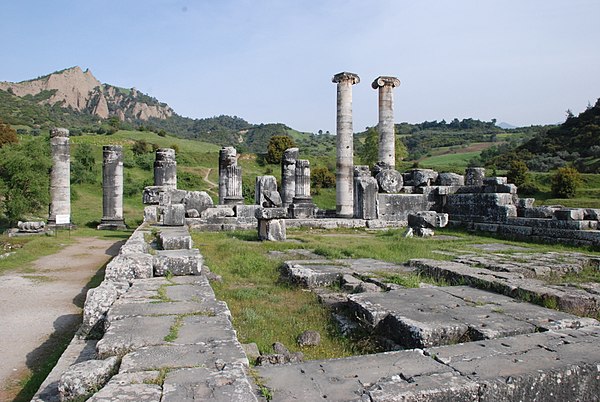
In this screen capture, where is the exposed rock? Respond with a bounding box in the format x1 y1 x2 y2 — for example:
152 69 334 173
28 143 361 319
437 172 464 186
242 343 261 364
183 191 213 214
186 208 200 218
297 330 321 347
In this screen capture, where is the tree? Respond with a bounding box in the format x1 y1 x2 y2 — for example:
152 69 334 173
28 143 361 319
71 143 97 184
507 160 529 187
551 166 581 198
0 137 52 223
266 135 295 164
0 118 18 148
132 139 151 155
359 127 408 168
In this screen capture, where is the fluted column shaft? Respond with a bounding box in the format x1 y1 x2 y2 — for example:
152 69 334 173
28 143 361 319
294 159 311 199
154 148 177 189
281 147 299 208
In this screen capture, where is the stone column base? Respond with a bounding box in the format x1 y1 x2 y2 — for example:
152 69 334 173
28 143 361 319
289 199 316 219
223 197 244 206
97 219 127 230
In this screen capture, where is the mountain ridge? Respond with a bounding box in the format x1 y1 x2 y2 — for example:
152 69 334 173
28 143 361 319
0 66 173 121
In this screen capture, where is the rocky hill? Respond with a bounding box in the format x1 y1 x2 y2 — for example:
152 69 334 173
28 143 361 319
0 66 172 121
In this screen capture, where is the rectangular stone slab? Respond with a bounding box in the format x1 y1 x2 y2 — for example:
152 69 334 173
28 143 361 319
119 340 249 373
257 350 451 401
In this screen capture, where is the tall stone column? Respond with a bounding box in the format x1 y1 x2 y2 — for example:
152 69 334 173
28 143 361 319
154 148 177 189
372 76 401 169
98 145 126 230
280 147 299 208
332 72 360 218
48 128 71 226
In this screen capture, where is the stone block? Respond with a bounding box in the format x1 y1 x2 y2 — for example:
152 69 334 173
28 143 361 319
484 176 508 185
436 172 464 186
201 206 235 219
183 191 213 213
255 175 279 206
143 206 159 223
153 249 203 276
234 205 259 222
258 219 286 241
158 228 193 250
255 207 288 220
77 281 119 339
584 208 600 221
408 211 449 229
522 205 562 218
58 357 119 401
516 197 535 209
163 204 185 226
411 169 438 187
105 253 154 281
185 208 199 218
142 186 166 205
377 194 432 222
555 208 586 221
354 175 378 219
289 202 316 219
465 167 485 186
88 382 161 402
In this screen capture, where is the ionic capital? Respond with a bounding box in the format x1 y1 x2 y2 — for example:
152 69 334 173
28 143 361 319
332 72 360 85
371 76 400 89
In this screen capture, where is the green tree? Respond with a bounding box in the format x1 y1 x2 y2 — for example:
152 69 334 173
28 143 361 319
551 166 582 198
0 137 52 223
0 118 19 148
266 135 295 164
71 143 97 184
359 127 408 168
507 160 529 187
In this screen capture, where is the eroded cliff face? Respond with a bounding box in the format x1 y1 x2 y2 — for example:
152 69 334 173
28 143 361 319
0 66 173 121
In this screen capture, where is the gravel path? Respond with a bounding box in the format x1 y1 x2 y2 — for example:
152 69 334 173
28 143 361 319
0 237 123 401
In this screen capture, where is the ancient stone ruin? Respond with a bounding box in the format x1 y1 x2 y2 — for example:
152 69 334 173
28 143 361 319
31 75 600 401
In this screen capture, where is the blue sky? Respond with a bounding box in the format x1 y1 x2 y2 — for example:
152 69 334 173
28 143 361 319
1 0 599 133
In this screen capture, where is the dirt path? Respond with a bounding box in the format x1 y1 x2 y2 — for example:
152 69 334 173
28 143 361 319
0 237 123 401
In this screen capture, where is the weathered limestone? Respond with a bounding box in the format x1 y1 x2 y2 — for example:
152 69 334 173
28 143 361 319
163 204 185 226
280 147 299 208
332 72 360 218
372 76 401 168
153 148 177 189
58 357 119 401
353 166 378 219
290 159 315 218
375 168 403 193
256 207 287 241
218 147 243 205
17 221 45 232
255 176 280 207
98 145 126 230
48 127 71 226
465 167 485 186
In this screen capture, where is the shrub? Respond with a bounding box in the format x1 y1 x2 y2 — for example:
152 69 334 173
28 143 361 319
312 166 336 189
507 160 529 187
551 167 582 198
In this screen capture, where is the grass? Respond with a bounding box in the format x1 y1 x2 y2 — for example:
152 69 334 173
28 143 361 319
193 227 568 361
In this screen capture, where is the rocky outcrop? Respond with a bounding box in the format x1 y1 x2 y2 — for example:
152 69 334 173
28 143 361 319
0 66 173 121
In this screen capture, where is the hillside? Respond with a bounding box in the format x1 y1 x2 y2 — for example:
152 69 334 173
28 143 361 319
481 99 600 172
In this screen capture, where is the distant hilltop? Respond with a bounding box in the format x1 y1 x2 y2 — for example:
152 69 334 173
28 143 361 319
0 66 173 121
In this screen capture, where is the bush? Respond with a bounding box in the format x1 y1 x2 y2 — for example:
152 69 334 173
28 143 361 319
0 119 18 148
518 182 540 196
311 166 336 189
551 167 582 198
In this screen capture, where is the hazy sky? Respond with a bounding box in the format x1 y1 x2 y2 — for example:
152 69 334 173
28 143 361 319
2 0 599 133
